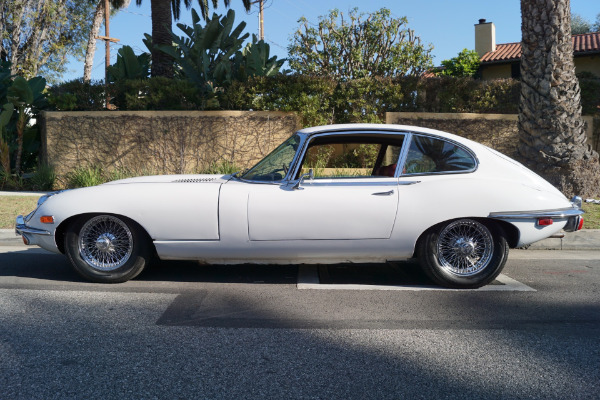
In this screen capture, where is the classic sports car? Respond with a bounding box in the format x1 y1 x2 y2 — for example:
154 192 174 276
17 124 584 288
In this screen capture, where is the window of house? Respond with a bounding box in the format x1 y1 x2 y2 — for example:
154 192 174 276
403 135 476 175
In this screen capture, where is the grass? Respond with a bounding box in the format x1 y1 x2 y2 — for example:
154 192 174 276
582 202 600 229
2 195 600 230
0 196 39 229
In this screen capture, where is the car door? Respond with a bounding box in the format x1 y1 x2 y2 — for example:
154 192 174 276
247 177 400 240
246 132 406 241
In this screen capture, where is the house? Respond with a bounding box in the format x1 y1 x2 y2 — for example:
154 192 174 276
476 19 600 79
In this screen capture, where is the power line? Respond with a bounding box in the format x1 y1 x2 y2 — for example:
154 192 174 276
118 9 151 18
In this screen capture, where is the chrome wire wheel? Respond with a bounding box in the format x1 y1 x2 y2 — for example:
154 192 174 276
78 215 134 271
436 220 494 277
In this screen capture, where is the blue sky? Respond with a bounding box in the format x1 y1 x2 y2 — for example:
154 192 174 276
64 0 599 82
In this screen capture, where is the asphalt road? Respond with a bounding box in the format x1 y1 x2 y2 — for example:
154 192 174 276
0 247 598 400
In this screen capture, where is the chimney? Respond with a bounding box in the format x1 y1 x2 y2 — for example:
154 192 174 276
475 19 496 57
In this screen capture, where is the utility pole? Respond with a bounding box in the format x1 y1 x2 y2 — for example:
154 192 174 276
259 0 264 41
97 0 119 109
251 0 264 40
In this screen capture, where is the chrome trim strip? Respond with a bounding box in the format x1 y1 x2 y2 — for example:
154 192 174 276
489 208 584 220
15 215 52 236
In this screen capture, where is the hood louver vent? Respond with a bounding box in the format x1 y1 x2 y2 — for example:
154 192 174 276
173 178 217 183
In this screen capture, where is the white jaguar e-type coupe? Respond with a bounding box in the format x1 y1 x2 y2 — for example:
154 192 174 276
16 124 584 288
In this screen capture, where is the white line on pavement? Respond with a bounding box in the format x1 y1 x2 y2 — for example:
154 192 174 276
296 266 536 292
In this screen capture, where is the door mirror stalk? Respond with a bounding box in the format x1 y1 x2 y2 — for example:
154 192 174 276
291 168 313 190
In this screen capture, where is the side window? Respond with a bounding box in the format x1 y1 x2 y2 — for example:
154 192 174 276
299 136 404 179
403 135 476 175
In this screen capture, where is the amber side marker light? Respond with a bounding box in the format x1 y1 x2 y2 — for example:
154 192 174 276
537 218 553 226
40 216 54 224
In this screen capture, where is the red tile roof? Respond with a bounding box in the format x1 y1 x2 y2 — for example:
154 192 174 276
481 32 600 64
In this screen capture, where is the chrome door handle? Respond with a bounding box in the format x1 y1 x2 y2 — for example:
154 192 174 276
372 190 394 196
398 181 421 185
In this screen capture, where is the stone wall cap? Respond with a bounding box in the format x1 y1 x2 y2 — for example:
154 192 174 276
41 110 298 118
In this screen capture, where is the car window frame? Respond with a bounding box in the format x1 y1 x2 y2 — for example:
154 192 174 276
289 130 408 181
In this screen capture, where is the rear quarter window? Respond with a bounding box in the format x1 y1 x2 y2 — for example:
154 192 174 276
403 135 476 175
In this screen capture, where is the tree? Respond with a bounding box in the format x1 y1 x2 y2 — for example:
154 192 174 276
83 0 131 82
439 49 480 77
287 8 433 80
571 13 592 34
518 0 600 197
0 1 97 82
135 0 251 78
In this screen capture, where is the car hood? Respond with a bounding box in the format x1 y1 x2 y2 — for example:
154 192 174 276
103 174 231 185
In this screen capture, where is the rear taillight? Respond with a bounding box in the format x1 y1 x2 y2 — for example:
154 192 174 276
537 218 553 226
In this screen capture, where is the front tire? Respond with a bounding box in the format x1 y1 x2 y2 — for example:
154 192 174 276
65 214 151 283
418 219 508 289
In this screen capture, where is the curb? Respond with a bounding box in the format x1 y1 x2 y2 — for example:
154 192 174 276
0 229 21 246
0 191 49 197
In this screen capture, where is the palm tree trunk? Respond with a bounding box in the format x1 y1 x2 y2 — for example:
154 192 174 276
83 0 105 82
518 0 600 197
150 0 174 77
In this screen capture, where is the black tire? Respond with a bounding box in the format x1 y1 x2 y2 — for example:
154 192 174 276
64 214 151 283
418 219 508 289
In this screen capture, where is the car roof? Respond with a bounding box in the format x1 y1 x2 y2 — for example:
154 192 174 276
297 124 482 149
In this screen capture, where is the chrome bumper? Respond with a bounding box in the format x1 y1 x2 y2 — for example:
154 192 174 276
15 215 51 244
488 208 584 220
489 196 585 233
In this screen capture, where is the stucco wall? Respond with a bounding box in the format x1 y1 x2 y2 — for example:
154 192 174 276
480 64 512 80
575 55 600 77
386 112 596 159
42 111 301 180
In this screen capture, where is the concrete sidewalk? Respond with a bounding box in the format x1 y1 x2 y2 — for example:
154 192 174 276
0 191 50 196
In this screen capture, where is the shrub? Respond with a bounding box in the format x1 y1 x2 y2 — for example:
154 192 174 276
47 79 106 111
30 164 56 191
66 166 107 188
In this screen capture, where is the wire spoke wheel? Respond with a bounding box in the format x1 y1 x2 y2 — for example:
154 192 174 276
436 220 494 276
78 215 134 271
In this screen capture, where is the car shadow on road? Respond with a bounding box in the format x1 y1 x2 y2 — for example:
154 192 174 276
0 247 442 287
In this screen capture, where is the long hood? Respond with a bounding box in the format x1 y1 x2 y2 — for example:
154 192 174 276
103 174 230 185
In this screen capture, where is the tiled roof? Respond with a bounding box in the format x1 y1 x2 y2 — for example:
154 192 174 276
481 32 600 64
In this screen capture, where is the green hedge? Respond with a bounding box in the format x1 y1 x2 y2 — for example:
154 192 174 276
48 75 599 127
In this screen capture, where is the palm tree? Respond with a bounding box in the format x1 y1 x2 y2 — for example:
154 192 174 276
83 0 131 82
136 0 251 77
518 0 600 197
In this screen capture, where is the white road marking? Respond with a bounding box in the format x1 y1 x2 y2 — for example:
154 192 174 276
297 266 536 292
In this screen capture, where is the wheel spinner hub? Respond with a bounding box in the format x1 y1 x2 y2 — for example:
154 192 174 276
452 237 476 257
95 233 117 253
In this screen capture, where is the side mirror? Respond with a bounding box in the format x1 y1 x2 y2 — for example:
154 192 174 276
291 168 313 190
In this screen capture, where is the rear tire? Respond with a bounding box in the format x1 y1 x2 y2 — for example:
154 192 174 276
65 214 151 283
418 219 508 289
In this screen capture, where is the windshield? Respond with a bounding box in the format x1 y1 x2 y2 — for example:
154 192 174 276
240 134 301 181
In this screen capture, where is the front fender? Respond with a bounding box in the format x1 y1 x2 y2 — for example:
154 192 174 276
33 182 222 242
